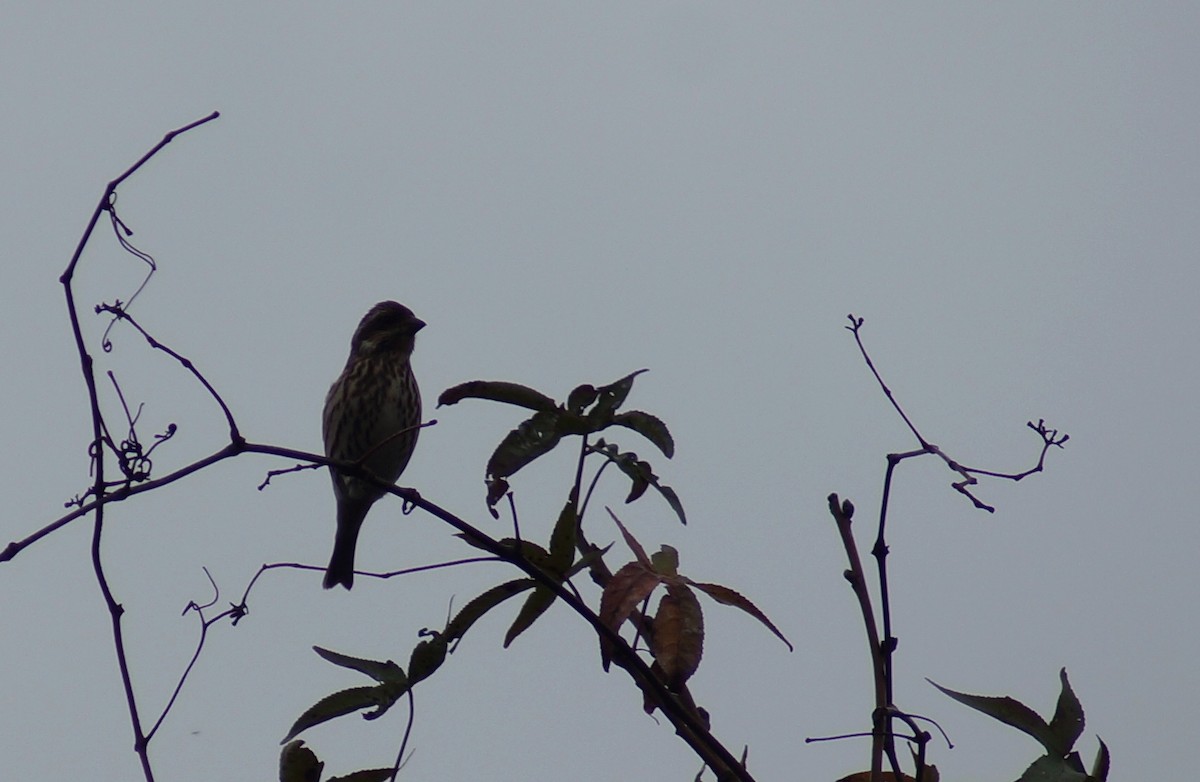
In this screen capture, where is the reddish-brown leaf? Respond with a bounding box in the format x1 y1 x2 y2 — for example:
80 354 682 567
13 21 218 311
503 586 557 648
652 583 704 688
689 580 793 652
606 508 652 567
597 561 662 669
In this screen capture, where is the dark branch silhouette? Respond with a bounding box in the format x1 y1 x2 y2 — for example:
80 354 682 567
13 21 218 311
8 113 1083 782
822 315 1070 782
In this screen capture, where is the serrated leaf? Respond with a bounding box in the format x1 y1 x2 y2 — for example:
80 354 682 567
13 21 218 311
1048 668 1085 756
454 533 550 566
607 508 651 566
928 679 1059 755
326 769 398 782
1091 737 1109 781
652 584 704 688
282 685 394 743
597 560 662 670
504 586 557 647
486 410 565 483
566 542 612 577
599 562 661 629
1017 753 1088 782
437 380 557 411
312 647 405 685
612 410 675 458
279 740 323 782
689 581 793 651
445 579 537 644
507 538 555 567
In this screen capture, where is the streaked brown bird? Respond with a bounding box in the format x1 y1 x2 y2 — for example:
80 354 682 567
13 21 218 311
322 301 424 589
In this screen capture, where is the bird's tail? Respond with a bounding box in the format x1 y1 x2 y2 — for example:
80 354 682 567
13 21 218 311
323 501 368 590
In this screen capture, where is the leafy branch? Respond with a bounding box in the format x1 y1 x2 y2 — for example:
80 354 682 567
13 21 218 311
9 115 1103 782
13 115 774 778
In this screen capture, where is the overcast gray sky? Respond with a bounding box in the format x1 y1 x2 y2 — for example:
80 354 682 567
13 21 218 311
3 4 1196 780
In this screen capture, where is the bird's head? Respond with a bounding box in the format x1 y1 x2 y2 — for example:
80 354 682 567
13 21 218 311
349 301 425 358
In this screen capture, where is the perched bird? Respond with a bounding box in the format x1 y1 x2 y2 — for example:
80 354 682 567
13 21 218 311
322 301 424 589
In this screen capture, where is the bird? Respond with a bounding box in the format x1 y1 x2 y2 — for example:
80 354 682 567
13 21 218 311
321 301 424 589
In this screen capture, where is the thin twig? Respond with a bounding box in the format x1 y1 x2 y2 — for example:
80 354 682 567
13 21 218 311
96 302 242 442
845 315 927 447
838 313 1069 781
3 444 239 562
148 569 223 742
845 314 1067 512
388 689 416 782
58 111 219 782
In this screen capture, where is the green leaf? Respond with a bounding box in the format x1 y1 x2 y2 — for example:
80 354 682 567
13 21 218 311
486 409 565 482
437 380 557 411
650 545 679 576
657 484 687 526
407 632 448 686
326 768 397 782
282 685 396 743
1048 668 1085 756
1016 754 1088 782
455 534 552 566
624 465 650 503
504 586 557 647
283 647 414 742
279 740 323 782
612 410 675 458
547 498 578 575
485 476 509 512
928 679 1059 755
587 369 648 422
566 383 598 413
566 542 612 577
445 579 537 645
1090 737 1109 781
311 647 405 685
593 440 687 524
